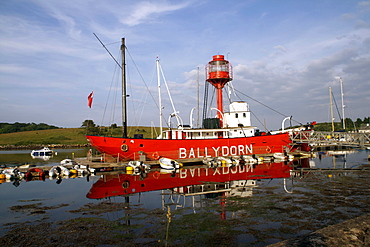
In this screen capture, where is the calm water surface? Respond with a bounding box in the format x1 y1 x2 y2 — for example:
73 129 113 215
1 148 369 246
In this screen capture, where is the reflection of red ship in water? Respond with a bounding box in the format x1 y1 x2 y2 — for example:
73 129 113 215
87 161 294 200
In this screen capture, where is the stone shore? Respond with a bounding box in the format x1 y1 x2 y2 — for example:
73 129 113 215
268 213 370 247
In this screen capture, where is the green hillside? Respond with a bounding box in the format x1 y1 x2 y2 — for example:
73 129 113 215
0 126 161 147
0 128 88 146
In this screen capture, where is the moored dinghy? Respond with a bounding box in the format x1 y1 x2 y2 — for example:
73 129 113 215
159 158 182 170
72 164 96 175
203 156 240 167
60 159 77 166
25 168 46 181
127 161 151 172
273 152 294 161
1 167 24 180
49 166 70 177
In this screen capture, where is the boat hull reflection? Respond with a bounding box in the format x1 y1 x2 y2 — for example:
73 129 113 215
87 161 293 199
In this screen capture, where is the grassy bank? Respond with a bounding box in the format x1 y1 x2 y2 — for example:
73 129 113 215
0 126 161 148
0 128 88 147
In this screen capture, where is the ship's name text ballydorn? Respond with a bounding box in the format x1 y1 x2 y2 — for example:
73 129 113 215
179 144 253 159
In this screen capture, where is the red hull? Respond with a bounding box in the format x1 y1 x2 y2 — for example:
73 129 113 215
87 161 292 199
86 133 294 161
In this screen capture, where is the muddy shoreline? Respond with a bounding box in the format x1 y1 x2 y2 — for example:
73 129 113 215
1 200 369 246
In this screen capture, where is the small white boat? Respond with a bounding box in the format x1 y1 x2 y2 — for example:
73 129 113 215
159 158 182 170
240 155 259 164
203 156 240 167
31 147 55 160
60 159 77 166
1 167 24 179
49 166 70 177
273 152 286 160
273 152 294 161
127 161 151 171
73 164 95 175
218 157 239 167
203 157 222 167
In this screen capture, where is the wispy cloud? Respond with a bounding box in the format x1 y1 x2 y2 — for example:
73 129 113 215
121 1 190 26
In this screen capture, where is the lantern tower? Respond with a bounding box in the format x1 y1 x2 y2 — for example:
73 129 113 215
206 55 233 127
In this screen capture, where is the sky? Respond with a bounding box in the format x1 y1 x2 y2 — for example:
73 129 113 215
1 0 369 131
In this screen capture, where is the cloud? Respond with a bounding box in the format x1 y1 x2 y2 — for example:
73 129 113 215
355 20 370 29
120 1 190 26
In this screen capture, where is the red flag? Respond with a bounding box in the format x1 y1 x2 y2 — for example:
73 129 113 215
87 91 94 108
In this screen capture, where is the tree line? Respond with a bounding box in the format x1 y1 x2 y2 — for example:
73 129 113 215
0 122 59 134
313 117 370 131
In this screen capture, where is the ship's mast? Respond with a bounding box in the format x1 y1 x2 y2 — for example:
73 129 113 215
206 55 233 127
329 86 335 132
156 57 163 138
121 38 128 138
339 77 345 130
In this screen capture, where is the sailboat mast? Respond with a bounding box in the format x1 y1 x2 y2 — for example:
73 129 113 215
339 77 345 130
329 87 335 132
121 38 128 138
156 58 163 138
197 66 200 128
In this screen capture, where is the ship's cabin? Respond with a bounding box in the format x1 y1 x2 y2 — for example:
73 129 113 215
161 101 256 140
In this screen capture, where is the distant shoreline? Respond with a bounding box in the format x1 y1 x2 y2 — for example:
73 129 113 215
0 144 91 150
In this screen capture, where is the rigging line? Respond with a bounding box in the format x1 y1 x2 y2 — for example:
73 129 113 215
121 53 138 136
93 33 122 70
108 72 118 130
125 48 160 111
234 88 287 117
234 88 302 125
208 87 216 118
159 62 180 126
138 64 157 126
105 41 121 46
331 91 342 121
101 62 119 128
231 87 268 129
125 50 172 129
250 110 267 130
225 86 232 105
109 50 122 128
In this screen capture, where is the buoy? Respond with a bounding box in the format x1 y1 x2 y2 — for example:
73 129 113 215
152 152 160 160
69 169 78 174
153 171 160 179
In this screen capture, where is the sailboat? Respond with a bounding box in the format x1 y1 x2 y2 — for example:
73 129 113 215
86 38 308 162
